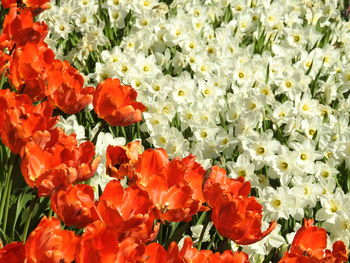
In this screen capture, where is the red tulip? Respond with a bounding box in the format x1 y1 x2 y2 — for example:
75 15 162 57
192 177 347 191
2 0 49 10
97 180 158 242
0 8 48 50
8 41 54 100
93 78 146 126
0 89 58 154
76 221 141 263
0 51 9 74
25 217 79 263
134 149 206 222
20 128 99 196
50 184 100 228
106 140 142 180
279 219 348 263
168 237 250 263
203 166 275 245
45 60 94 114
0 242 25 263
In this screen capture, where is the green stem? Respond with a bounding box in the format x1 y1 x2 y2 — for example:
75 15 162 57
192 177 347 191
2 178 12 232
206 232 217 250
0 154 16 224
197 219 209 250
157 224 163 244
48 208 53 218
196 211 207 225
22 196 39 241
0 73 6 89
169 222 180 238
91 123 104 144
120 126 127 139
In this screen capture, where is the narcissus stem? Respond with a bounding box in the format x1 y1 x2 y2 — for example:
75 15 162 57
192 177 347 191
206 232 216 250
197 218 209 250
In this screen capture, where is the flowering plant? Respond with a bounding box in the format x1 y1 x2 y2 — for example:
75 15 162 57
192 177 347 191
0 0 350 262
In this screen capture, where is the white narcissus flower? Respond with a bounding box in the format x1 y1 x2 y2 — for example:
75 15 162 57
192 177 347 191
56 115 85 142
227 153 255 183
268 145 295 185
259 186 297 221
91 62 118 83
291 176 322 208
290 138 323 174
52 18 73 40
324 211 350 247
108 6 128 28
241 223 285 256
190 222 213 243
72 8 95 33
241 130 280 170
316 189 350 223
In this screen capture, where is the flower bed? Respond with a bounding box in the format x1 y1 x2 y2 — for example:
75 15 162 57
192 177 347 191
0 0 350 262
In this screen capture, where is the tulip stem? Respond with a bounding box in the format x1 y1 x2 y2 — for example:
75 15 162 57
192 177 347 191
48 208 53 218
0 73 5 89
196 211 207 226
0 154 16 227
197 219 209 250
2 179 12 233
22 196 39 241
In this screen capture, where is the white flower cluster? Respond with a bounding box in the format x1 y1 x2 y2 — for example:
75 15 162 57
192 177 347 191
40 0 350 257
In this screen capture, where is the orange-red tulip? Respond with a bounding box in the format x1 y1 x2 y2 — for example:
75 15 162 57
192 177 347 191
0 51 9 74
211 191 276 245
76 221 142 263
168 237 250 263
8 41 54 100
97 180 158 242
203 166 251 207
25 217 79 263
0 242 25 263
2 0 49 10
203 166 275 245
20 128 99 196
106 141 142 180
1 0 17 8
45 60 94 114
134 149 205 222
50 184 100 228
279 219 348 263
0 8 48 49
0 89 58 154
93 78 146 126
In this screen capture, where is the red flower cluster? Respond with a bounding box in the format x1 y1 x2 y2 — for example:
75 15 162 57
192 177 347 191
20 128 99 196
0 7 94 114
1 0 50 10
131 149 208 222
0 217 250 263
0 139 282 262
203 166 276 245
0 4 145 198
280 219 348 263
0 89 57 154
